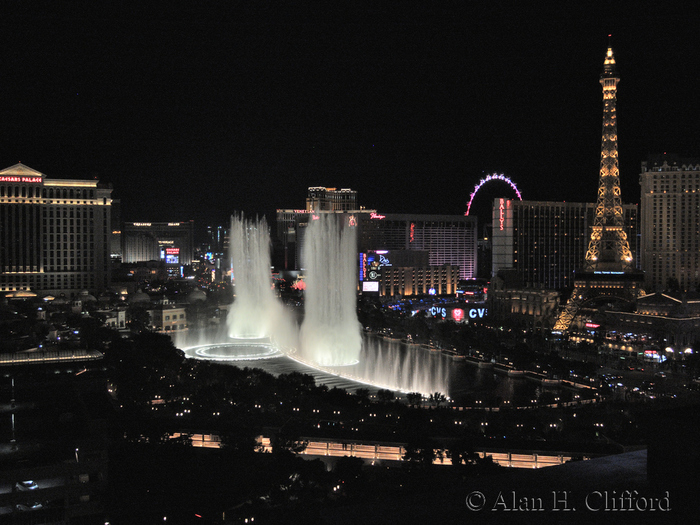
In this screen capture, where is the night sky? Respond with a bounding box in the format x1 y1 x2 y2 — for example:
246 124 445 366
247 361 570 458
2 2 697 231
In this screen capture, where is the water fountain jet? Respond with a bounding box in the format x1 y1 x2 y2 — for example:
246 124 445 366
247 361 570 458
299 213 362 367
221 214 296 357
181 212 450 398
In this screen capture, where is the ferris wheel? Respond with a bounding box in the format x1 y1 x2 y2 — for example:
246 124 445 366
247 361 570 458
465 173 522 216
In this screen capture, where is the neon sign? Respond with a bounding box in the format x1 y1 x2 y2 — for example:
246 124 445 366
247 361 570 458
426 307 487 319
469 308 486 318
370 212 385 219
133 223 152 227
0 176 42 183
166 248 180 255
499 198 505 231
644 349 665 362
430 306 446 317
410 223 415 243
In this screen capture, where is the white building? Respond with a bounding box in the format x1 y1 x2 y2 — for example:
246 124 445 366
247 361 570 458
640 156 700 293
0 163 112 296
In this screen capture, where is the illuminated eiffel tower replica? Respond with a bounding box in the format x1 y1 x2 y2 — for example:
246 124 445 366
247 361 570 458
553 43 644 333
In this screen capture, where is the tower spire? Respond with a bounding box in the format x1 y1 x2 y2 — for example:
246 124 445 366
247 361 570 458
583 41 633 271
553 42 643 333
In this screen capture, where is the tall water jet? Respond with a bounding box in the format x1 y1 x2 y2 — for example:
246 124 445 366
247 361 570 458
226 214 295 348
183 212 449 397
300 213 361 366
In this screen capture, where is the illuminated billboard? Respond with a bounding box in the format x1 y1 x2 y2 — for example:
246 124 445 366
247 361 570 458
362 281 379 292
360 252 382 282
426 306 487 321
162 247 180 264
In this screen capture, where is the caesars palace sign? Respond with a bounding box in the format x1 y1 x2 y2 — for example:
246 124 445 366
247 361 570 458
0 176 43 183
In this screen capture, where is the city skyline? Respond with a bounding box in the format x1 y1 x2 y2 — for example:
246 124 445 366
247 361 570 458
2 3 697 228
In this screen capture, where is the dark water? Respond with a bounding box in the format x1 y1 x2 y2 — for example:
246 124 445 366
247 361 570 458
448 363 558 407
181 330 567 406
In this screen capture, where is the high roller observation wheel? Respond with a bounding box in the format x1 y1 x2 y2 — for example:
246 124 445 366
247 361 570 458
465 173 523 216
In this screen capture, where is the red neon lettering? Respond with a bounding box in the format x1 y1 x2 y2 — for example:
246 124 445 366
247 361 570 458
499 199 505 231
0 176 42 183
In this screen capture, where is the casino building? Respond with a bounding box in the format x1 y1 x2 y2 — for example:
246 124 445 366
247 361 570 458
357 213 477 282
639 155 700 293
491 198 639 290
276 188 477 298
0 163 112 296
306 186 358 212
121 221 195 277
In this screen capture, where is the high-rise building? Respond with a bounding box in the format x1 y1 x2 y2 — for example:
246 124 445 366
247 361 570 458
640 155 700 293
205 224 227 258
0 368 109 521
277 190 477 288
110 198 122 262
358 213 478 281
277 209 477 280
122 221 194 277
306 187 358 211
491 198 639 290
277 187 368 270
0 163 112 296
202 224 229 281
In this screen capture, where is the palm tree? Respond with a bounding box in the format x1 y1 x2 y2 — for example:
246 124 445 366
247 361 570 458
376 389 395 403
429 391 446 407
406 392 422 408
